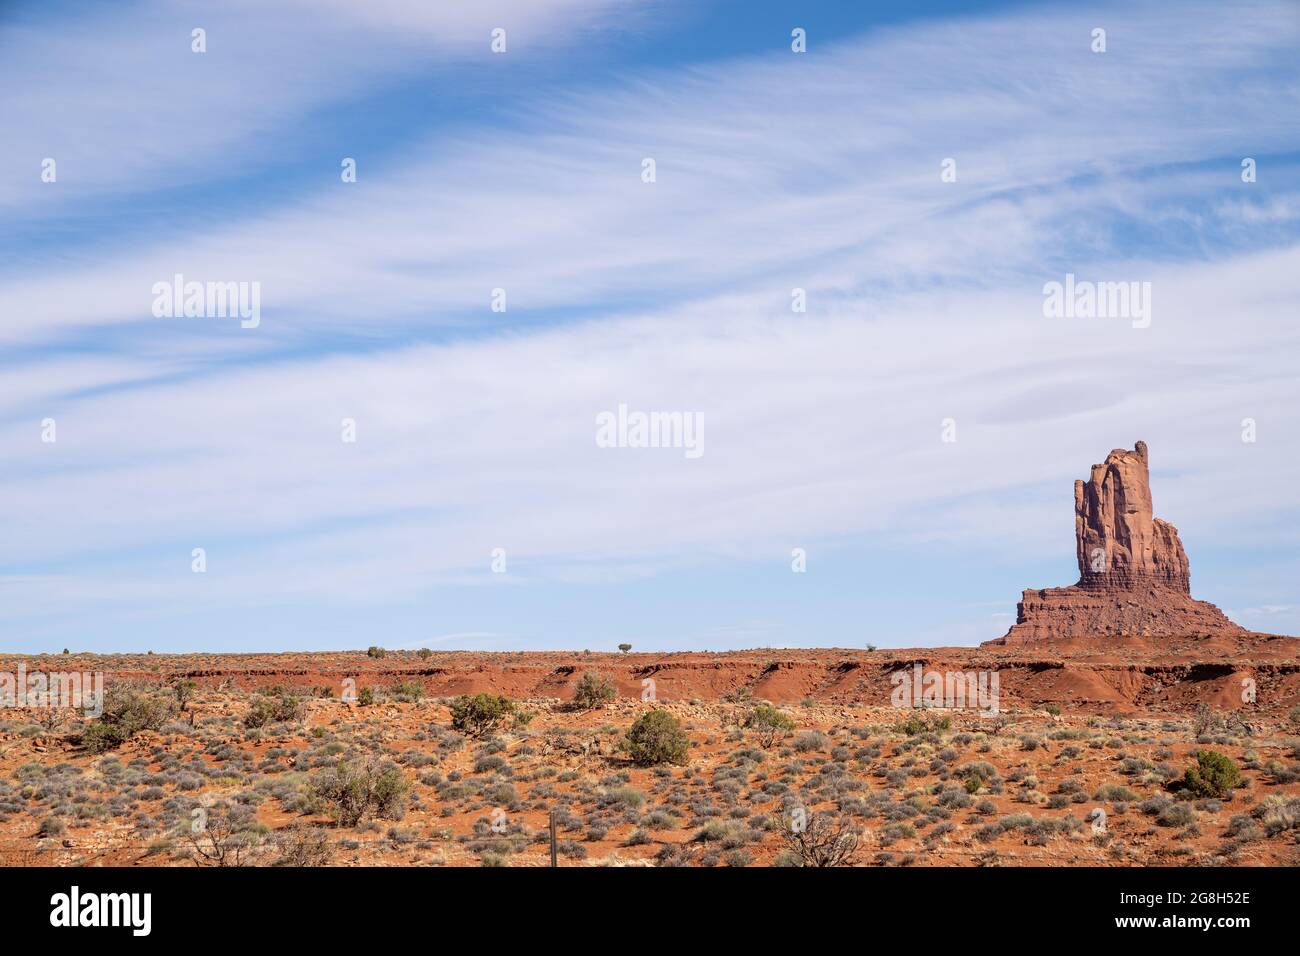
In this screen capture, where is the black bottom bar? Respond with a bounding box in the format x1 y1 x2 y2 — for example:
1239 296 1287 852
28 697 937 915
0 865 1274 942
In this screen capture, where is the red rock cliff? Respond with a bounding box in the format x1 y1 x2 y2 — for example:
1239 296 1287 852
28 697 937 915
1074 441 1191 592
990 442 1242 644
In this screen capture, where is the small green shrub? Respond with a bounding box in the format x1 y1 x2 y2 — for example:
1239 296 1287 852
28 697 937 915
1094 783 1139 803
1184 750 1241 799
572 671 616 710
308 759 410 827
894 713 951 736
604 786 646 810
793 730 828 753
387 681 424 702
450 694 517 738
82 722 127 753
623 710 690 766
172 679 198 711
244 693 305 729
82 687 176 752
746 705 796 748
1157 802 1196 827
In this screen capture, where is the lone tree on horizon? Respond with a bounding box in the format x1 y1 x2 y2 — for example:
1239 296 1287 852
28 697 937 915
618 643 632 654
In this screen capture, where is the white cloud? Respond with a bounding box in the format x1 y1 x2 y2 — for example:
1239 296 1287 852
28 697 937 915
3 0 1298 346
2 0 1298 636
2 245 1298 622
0 0 646 212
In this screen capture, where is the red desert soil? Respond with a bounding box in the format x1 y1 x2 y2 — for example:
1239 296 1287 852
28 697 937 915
6 634 1297 710
2 639 1299 868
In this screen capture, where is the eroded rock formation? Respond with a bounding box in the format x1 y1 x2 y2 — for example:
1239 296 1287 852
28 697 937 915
990 442 1243 644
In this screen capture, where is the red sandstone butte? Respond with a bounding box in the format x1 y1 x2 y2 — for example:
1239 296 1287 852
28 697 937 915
989 441 1243 644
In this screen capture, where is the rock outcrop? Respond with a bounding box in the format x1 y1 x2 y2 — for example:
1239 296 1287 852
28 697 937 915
990 441 1243 644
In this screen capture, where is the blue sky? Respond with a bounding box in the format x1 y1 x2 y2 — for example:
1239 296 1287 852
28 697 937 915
2 0 1299 653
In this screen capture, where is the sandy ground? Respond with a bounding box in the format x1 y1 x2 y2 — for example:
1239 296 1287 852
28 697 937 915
1 638 1298 867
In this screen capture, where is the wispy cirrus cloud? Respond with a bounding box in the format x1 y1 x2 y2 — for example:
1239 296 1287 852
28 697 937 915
3 0 1298 347
0 0 649 213
2 0 1298 650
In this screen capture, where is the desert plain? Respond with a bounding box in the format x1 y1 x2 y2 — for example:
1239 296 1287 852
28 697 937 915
2 635 1299 868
